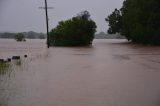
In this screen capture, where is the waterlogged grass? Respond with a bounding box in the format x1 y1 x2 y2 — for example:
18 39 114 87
15 60 22 66
0 59 23 75
0 62 10 75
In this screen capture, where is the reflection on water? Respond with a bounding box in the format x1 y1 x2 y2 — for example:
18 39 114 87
0 39 160 106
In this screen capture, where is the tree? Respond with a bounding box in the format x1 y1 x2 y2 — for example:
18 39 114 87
15 33 26 42
105 9 122 34
49 11 97 46
106 0 160 45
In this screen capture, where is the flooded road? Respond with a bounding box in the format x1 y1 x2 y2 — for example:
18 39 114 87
0 39 160 106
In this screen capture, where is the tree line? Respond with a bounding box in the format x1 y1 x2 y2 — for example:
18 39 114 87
0 31 46 39
1 0 160 46
95 32 125 39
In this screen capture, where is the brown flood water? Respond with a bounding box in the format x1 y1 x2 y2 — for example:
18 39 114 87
0 39 160 106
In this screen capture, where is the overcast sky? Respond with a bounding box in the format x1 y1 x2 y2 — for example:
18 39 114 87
0 0 124 33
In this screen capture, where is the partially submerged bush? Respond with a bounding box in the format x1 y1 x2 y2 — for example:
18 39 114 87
49 11 97 46
0 62 10 75
15 33 26 42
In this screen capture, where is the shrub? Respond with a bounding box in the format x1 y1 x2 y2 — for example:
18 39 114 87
49 11 97 46
15 33 26 42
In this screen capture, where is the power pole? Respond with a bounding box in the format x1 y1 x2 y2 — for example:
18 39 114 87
39 0 53 48
45 0 49 48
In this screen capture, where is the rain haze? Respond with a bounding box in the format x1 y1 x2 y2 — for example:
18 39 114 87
1 1 160 106
0 0 124 33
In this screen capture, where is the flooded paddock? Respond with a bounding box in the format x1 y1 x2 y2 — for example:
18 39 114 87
0 39 160 106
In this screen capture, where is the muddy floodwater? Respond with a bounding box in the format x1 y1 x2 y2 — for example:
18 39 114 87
0 39 160 106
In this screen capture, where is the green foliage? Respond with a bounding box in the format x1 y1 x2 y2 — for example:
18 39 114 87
0 62 10 75
15 60 22 66
15 33 26 41
106 0 160 45
105 9 122 34
49 11 97 46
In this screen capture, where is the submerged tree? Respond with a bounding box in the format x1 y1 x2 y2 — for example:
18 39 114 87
49 11 97 46
15 33 26 42
106 0 160 45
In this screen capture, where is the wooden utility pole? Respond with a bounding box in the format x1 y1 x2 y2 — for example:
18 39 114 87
45 0 49 48
39 0 53 48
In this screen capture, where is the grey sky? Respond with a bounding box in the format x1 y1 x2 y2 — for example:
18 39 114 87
0 0 124 33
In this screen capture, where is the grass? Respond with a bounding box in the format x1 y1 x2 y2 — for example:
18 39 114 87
0 59 24 75
0 62 10 75
15 60 22 66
